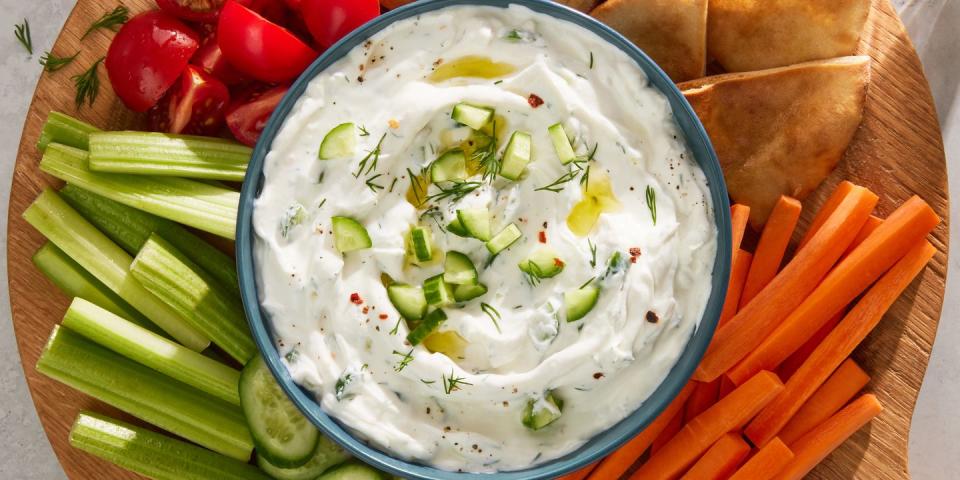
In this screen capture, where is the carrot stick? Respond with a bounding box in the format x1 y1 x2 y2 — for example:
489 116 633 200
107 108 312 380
719 250 753 326
729 438 794 480
686 381 721 421
797 181 856 250
775 311 843 381
726 196 940 385
652 408 685 454
587 383 696 480
631 371 784 480
679 433 751 480
844 214 882 257
745 241 935 446
719 376 736 400
779 359 870 445
741 196 802 306
772 394 883 480
693 185 877 382
558 463 597 480
730 204 751 251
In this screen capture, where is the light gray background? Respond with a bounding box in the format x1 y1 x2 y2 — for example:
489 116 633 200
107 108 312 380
0 1 956 478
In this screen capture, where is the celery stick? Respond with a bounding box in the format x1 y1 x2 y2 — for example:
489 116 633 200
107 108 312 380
23 189 209 351
38 325 253 460
89 131 252 182
60 184 238 290
131 234 255 364
37 111 100 152
40 143 239 239
63 298 241 406
70 412 269 480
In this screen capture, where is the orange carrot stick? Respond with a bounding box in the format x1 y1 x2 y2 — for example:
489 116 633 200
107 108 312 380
730 204 751 251
680 433 751 480
558 463 597 480
718 376 736 400
772 394 883 480
779 359 870 445
686 381 721 421
652 408 685 454
693 185 877 382
719 250 753 326
729 438 794 480
797 181 856 250
741 196 802 306
587 383 696 480
726 196 940 385
843 214 882 257
745 241 935 446
631 371 784 480
776 311 843 381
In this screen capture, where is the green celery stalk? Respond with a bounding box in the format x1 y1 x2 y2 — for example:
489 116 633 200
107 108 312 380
23 189 210 351
60 184 238 290
39 143 239 239
70 411 269 480
38 325 253 460
37 111 100 152
88 131 252 182
63 298 241 406
131 234 255 364
32 242 163 336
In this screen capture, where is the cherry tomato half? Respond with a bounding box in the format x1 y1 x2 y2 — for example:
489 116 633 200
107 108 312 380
155 0 225 23
225 84 289 147
149 65 230 135
106 11 200 112
191 33 246 86
300 0 379 49
218 0 318 83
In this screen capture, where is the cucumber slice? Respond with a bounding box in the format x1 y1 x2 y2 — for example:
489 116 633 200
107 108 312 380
331 217 372 253
257 435 350 480
423 274 454 306
456 207 491 241
523 391 563 430
446 217 470 237
409 227 433 262
564 285 600 322
430 150 467 183
240 355 319 468
485 223 522 254
548 123 577 165
499 131 532 180
317 462 385 480
319 123 357 160
453 282 488 302
406 309 448 346
518 247 565 278
444 251 479 285
452 103 494 130
387 284 428 320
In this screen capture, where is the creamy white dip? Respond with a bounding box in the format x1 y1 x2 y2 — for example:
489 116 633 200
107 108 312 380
254 4 717 473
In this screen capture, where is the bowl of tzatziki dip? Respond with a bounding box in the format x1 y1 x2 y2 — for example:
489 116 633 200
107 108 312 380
237 1 731 478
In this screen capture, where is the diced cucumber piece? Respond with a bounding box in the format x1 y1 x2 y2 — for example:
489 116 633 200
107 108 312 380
406 309 447 346
317 462 385 480
518 247 565 278
446 217 470 237
387 284 428 320
37 111 100 152
486 223 522 254
564 285 600 322
88 131 252 182
319 123 357 160
452 103 494 130
430 150 467 183
523 391 564 430
423 274 454 306
409 227 433 262
548 123 577 165
444 251 479 285
453 283 488 302
257 435 350 480
240 355 319 468
456 207 491 241
499 131 532 180
331 217 372 253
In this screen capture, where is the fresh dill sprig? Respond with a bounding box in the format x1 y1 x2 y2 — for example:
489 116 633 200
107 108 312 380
406 167 424 204
358 125 370 136
40 51 79 72
474 121 500 183
420 378 436 385
522 261 546 286
588 238 597 268
426 180 481 204
334 372 353 401
71 58 104 108
588 51 594 69
354 133 386 178
365 173 385 193
480 302 501 333
418 205 445 231
318 198 327 209
14 19 31 54
389 318 402 335
646 185 657 225
504 29 535 42
318 171 325 183
393 349 414 372
535 143 597 192
535 169 580 193
442 370 472 394
388 177 398 193
82 6 129 39
579 276 596 290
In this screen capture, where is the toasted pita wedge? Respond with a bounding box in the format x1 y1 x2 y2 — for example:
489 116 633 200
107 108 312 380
591 0 708 82
708 0 871 72
555 0 601 13
679 56 870 228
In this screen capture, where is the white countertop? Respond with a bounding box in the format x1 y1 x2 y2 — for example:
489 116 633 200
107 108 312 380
0 1 955 478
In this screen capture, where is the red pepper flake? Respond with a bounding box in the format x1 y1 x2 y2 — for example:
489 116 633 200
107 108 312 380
538 231 547 243
629 247 642 257
553 258 565 268
350 293 363 305
527 94 544 108
379 313 389 320
630 256 637 264
593 372 605 379
362 306 370 314
646 311 659 323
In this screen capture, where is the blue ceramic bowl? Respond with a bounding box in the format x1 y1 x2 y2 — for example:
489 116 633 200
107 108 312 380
237 1 731 478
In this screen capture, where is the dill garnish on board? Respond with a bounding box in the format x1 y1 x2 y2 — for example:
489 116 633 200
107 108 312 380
71 58 104 108
82 6 129 39
40 51 79 72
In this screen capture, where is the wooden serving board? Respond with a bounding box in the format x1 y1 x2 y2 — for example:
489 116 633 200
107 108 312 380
6 0 949 478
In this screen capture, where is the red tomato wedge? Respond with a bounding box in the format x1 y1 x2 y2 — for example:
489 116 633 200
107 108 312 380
150 65 230 135
191 34 246 86
300 0 380 49
225 84 289 147
105 11 200 112
217 0 318 83
156 0 225 23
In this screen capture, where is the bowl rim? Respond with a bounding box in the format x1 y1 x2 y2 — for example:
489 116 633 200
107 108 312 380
236 1 731 478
